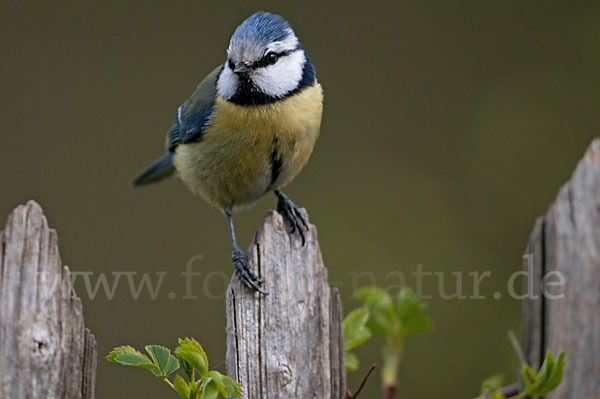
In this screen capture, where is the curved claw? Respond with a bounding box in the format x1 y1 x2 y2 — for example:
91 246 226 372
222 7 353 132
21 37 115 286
233 248 262 284
232 248 268 295
275 191 309 246
292 206 308 230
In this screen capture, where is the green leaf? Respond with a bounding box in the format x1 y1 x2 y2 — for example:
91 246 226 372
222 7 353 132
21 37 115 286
355 287 393 314
396 287 423 320
480 373 504 395
203 371 241 398
366 313 394 336
173 374 191 399
206 371 226 396
106 346 132 362
534 351 554 391
521 363 538 394
343 307 372 350
175 338 209 376
524 350 565 397
106 346 160 373
201 371 242 398
145 345 180 377
398 314 433 337
543 351 565 394
106 346 148 364
342 308 372 375
200 376 219 399
345 352 359 372
181 359 194 380
221 375 242 398
355 287 395 336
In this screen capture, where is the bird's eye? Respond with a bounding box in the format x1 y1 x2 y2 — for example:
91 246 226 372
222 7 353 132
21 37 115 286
228 59 235 70
266 52 278 65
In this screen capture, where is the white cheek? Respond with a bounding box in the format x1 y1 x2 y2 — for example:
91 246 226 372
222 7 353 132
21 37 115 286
252 51 305 98
216 66 238 100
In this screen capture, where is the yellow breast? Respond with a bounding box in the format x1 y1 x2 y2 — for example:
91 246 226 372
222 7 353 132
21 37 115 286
174 82 323 210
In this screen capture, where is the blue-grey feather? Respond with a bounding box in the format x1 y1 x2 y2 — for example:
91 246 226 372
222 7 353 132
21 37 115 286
166 65 221 150
166 114 181 151
133 152 175 186
231 11 292 48
179 104 213 144
165 103 213 150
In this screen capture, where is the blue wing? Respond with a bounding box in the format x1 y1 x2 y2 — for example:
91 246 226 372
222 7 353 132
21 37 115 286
166 65 223 150
134 65 223 186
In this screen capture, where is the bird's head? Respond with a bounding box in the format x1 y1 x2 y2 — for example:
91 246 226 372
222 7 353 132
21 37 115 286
217 11 314 105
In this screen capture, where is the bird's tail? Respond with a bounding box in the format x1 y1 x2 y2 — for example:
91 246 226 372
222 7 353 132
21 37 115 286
133 152 175 187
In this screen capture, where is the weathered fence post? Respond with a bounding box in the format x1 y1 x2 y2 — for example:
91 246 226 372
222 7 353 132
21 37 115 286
523 139 600 398
225 209 346 399
0 201 97 399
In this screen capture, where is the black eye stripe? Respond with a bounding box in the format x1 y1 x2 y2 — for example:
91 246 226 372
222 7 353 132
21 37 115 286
227 49 296 71
252 49 294 69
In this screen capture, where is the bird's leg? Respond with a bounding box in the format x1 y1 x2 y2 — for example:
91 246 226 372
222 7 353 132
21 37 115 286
225 210 267 295
274 190 309 245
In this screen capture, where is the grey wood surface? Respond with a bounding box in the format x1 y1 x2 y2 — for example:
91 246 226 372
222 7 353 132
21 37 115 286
523 138 600 398
0 201 97 399
226 209 346 399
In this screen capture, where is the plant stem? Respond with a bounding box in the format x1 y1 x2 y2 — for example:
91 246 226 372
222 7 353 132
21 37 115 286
382 339 400 399
382 380 398 399
350 364 376 398
382 350 398 388
160 377 175 389
382 338 400 385
474 383 523 399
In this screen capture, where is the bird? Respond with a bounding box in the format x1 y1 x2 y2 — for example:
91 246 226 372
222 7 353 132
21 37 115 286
133 11 323 295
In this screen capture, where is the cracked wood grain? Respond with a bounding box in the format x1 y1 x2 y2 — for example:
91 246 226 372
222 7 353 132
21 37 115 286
226 209 346 399
523 139 600 398
0 201 97 399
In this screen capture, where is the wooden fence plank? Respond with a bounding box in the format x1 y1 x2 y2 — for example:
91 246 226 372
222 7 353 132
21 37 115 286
226 209 346 399
523 139 600 398
0 201 97 399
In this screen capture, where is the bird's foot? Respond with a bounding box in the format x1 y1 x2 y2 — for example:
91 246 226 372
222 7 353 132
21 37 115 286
275 190 309 246
232 247 268 295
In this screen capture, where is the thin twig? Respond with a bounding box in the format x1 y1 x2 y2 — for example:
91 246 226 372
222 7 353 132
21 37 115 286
508 330 527 366
472 330 524 399
474 382 521 399
348 364 376 399
499 383 521 398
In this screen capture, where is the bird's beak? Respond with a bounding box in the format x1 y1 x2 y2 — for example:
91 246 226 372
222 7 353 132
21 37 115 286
234 62 251 75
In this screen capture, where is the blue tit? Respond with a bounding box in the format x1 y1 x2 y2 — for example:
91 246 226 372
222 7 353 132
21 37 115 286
133 11 323 294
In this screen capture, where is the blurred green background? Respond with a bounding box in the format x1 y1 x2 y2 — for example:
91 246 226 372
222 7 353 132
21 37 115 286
1 1 598 398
